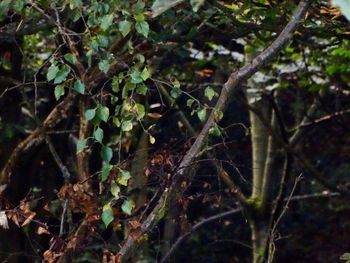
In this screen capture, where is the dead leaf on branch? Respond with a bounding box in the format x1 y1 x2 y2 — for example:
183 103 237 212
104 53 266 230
128 219 142 229
57 183 96 213
43 250 63 263
7 199 36 227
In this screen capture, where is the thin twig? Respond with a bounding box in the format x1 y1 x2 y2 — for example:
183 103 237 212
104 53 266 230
268 174 302 263
160 207 243 263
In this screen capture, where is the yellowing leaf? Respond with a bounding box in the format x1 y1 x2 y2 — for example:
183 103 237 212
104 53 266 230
149 135 155 144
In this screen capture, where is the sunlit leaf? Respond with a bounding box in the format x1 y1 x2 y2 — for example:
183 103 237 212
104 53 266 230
110 181 121 198
117 169 131 186
141 67 151 81
149 135 155 144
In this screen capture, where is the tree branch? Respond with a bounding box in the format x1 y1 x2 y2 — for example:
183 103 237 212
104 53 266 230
160 207 243 263
117 1 310 261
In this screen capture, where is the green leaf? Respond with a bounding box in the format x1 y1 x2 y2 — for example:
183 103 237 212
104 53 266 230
13 0 25 12
170 87 181 99
119 20 132 37
47 64 59 81
135 103 145 120
84 108 96 121
134 13 145 22
94 127 104 143
54 85 65 100
112 76 120 92
64 53 77 65
140 67 151 81
209 124 221 137
100 14 114 31
135 21 149 37
132 1 145 13
214 109 223 121
333 0 350 21
130 69 143 84
186 99 194 108
136 83 148 95
97 106 110 122
122 82 136 98
98 60 110 74
97 34 109 48
76 139 87 153
197 108 207 122
73 80 85 94
204 86 217 101
121 120 133 132
190 0 205 12
102 203 114 227
0 0 10 18
123 102 133 112
101 163 112 181
110 181 120 198
121 199 134 215
151 0 184 18
117 169 131 186
54 66 70 84
101 146 113 162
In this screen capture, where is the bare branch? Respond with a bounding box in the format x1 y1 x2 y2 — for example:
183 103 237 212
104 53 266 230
160 207 243 263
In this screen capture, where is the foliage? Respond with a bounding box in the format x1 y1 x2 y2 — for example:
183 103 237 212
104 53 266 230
0 0 350 262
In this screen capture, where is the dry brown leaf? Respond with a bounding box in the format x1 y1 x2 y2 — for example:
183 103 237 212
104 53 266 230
21 211 36 227
129 220 141 229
